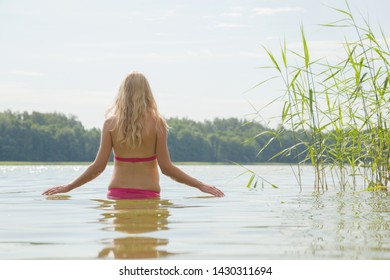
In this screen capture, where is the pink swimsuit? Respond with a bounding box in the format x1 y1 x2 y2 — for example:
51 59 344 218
114 155 157 163
108 155 160 200
107 188 160 200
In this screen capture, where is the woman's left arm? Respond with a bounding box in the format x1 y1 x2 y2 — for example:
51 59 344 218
42 119 113 195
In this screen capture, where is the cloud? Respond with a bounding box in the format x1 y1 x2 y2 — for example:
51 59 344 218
144 9 177 22
221 6 244 17
10 70 44 77
221 12 243 17
253 6 305 16
213 22 248 29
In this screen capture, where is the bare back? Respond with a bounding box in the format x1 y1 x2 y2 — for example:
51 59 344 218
42 71 224 198
107 114 160 192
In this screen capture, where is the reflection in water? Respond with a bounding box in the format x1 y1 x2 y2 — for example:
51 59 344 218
94 198 173 259
306 191 390 258
44 195 72 200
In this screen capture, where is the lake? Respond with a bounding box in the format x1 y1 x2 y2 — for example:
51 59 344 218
1 164 390 259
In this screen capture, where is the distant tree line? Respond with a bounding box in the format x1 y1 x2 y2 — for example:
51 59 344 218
0 111 100 162
0 110 306 163
166 117 305 163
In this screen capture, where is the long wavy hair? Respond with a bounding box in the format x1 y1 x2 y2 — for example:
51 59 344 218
107 72 167 148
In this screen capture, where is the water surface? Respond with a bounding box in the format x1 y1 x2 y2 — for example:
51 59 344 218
1 165 390 259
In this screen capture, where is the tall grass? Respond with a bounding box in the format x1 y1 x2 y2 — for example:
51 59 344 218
253 1 390 191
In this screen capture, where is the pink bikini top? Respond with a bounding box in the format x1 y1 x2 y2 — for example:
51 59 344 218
114 155 157 163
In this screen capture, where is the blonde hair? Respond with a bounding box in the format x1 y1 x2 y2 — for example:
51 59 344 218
107 71 167 148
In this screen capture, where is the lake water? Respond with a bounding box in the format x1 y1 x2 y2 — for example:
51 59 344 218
1 164 390 260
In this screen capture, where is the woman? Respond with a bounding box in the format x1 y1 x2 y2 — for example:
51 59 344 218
42 72 224 199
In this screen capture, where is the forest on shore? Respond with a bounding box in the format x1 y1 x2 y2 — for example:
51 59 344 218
0 110 303 163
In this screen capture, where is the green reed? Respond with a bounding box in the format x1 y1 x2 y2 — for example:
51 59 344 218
254 1 390 191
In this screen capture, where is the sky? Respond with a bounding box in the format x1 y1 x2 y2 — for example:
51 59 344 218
1 0 390 128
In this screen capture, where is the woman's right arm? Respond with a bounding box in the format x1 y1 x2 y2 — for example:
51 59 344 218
42 118 113 196
155 119 224 197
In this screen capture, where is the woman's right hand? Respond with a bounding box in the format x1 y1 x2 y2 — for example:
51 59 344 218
198 183 225 197
42 184 72 196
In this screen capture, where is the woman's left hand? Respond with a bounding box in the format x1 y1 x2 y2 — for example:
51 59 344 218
42 184 72 196
198 183 225 197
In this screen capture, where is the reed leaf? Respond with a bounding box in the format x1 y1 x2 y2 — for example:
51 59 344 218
301 25 310 69
246 173 255 189
263 47 281 73
281 39 287 68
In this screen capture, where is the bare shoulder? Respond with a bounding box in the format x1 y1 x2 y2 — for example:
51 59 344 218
156 115 168 132
103 116 117 131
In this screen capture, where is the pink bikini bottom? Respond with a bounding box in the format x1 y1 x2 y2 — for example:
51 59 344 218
107 188 160 200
